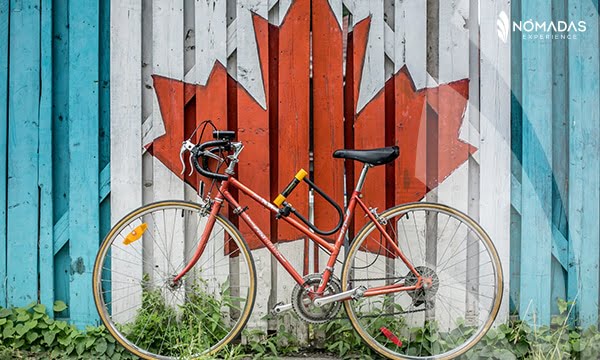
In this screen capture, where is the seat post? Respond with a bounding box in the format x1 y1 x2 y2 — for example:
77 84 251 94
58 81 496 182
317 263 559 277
355 164 371 192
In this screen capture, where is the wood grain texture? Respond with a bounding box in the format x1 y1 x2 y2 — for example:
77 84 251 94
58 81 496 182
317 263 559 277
312 0 345 239
0 0 8 308
567 0 599 328
519 0 553 326
68 0 100 326
7 0 41 307
39 0 55 313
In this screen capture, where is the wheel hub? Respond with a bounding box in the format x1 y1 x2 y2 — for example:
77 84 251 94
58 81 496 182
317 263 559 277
404 266 439 307
291 274 342 324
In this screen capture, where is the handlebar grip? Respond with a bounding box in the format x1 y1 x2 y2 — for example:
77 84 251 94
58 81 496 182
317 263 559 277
273 169 308 207
192 141 230 181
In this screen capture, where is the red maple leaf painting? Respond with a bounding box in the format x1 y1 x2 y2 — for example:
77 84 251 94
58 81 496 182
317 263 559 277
146 1 475 250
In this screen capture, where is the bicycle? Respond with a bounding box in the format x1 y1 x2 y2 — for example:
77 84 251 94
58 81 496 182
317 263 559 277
93 125 503 360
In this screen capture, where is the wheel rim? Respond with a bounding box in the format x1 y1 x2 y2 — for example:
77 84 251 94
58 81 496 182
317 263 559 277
93 202 255 359
342 203 502 360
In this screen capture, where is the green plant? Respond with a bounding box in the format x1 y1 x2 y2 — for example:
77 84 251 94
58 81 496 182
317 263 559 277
0 301 135 359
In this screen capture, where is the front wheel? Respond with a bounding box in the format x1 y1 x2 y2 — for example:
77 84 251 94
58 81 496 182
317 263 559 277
342 203 503 359
92 201 256 359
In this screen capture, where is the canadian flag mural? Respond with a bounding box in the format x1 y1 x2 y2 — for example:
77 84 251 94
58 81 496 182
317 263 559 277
144 0 475 250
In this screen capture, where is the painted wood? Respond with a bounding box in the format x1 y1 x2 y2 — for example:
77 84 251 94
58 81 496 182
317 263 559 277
196 0 227 86
519 0 553 326
39 0 55 313
479 0 511 323
7 0 41 307
312 0 345 240
0 0 8 308
276 0 310 242
394 0 427 89
51 0 72 316
68 0 100 326
567 0 599 328
111 0 143 323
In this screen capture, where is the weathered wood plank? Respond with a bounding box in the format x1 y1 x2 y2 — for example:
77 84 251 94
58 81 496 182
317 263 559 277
394 0 427 89
519 0 553 326
479 0 511 323
0 0 8 308
312 0 345 240
68 0 100 326
52 0 71 315
276 0 310 242
351 2 386 233
7 0 41 307
567 0 599 328
39 0 55 312
111 0 143 323
196 0 227 86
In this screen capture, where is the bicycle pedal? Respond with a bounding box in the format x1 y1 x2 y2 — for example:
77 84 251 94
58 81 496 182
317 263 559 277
271 302 293 315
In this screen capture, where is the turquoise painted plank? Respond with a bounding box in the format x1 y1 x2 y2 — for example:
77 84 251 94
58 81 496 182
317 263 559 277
550 0 569 318
519 0 553 325
567 0 599 329
0 0 9 308
52 0 71 313
68 0 101 326
7 0 41 307
509 0 522 315
99 164 111 202
53 212 69 255
39 0 55 315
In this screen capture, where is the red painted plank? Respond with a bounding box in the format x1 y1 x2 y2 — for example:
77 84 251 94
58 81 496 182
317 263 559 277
312 0 345 243
236 14 271 248
275 0 310 242
350 18 387 231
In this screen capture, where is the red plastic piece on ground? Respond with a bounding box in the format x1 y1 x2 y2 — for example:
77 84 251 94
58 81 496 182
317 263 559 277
380 327 403 347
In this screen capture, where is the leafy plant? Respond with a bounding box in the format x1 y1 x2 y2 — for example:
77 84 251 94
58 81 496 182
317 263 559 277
0 301 135 359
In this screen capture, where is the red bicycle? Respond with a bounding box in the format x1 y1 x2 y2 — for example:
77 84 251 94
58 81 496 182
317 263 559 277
93 127 502 359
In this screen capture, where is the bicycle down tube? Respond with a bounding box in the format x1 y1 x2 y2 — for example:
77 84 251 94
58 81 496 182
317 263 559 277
173 170 423 297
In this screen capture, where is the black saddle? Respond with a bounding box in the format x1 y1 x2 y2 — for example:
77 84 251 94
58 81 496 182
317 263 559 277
333 146 399 166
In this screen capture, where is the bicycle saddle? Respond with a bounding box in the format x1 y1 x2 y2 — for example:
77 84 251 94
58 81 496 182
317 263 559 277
333 146 399 166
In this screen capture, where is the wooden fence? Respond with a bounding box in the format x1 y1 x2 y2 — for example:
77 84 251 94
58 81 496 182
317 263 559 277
510 0 600 328
111 0 511 331
0 0 110 327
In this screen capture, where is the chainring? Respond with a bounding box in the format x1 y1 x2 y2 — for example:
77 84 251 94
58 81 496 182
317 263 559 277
291 274 342 324
404 266 439 307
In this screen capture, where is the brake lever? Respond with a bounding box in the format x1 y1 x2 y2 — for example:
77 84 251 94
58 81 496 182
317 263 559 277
180 140 196 175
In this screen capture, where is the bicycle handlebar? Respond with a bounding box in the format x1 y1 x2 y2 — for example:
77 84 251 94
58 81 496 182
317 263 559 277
191 140 230 181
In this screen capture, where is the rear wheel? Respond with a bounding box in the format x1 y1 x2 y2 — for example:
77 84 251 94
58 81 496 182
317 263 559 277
342 203 502 359
93 201 256 359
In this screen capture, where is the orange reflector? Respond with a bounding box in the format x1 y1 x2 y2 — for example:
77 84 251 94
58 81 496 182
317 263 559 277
123 223 148 245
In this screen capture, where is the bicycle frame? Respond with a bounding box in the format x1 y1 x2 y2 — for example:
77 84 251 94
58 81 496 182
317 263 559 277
174 165 424 297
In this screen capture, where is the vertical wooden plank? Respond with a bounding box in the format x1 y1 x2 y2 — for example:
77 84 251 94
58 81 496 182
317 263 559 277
479 0 511 323
7 0 40 307
152 0 185 311
99 0 111 240
111 0 143 322
236 0 271 329
394 0 428 206
550 0 569 316
0 0 8 308
276 0 310 242
519 0 553 326
509 0 522 315
567 0 599 328
52 0 71 315
39 0 55 311
351 1 386 229
312 0 344 239
68 0 100 325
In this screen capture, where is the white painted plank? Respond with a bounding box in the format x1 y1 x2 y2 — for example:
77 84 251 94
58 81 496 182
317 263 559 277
394 0 427 89
479 0 511 323
196 0 227 85
438 0 469 83
353 0 385 112
328 0 343 28
152 0 185 308
236 0 267 109
110 0 143 323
